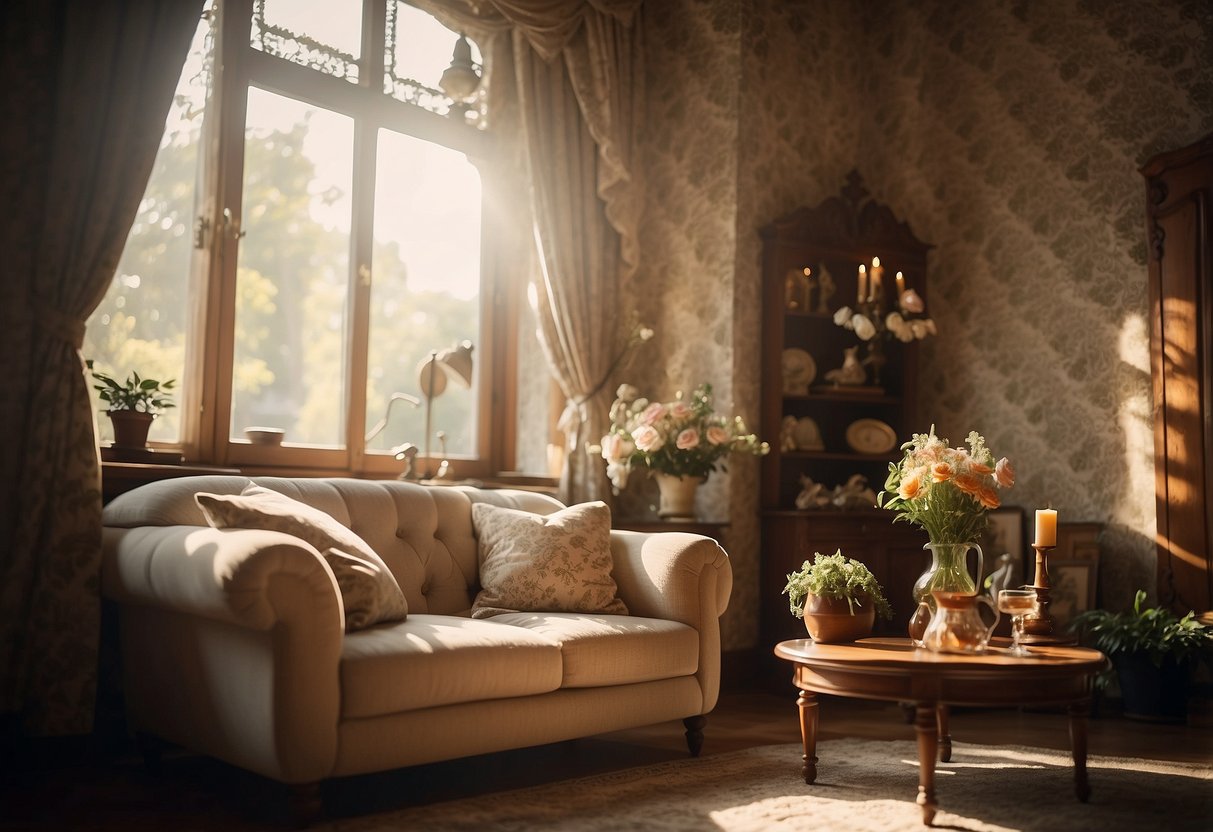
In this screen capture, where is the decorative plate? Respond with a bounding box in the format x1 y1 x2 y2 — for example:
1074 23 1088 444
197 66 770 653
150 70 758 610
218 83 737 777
781 348 817 395
845 419 897 455
793 417 824 451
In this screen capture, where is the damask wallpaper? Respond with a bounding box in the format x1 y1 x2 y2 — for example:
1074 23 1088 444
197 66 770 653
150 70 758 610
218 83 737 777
636 0 1212 652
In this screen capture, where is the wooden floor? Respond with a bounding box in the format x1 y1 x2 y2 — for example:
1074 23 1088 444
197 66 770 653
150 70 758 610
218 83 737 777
3 690 1211 830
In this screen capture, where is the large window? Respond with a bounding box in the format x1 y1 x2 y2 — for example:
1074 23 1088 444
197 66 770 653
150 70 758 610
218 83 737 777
86 0 555 480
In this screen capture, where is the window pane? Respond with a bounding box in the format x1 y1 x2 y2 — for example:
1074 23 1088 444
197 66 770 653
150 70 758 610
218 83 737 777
366 128 480 461
251 0 362 82
232 88 353 446
384 1 483 119
85 9 212 444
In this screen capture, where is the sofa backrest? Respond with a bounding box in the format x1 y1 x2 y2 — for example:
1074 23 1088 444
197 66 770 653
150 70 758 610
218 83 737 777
103 476 565 615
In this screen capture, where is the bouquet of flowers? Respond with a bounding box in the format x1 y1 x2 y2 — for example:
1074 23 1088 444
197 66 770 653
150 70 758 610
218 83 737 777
878 426 1014 543
833 293 937 343
599 383 768 491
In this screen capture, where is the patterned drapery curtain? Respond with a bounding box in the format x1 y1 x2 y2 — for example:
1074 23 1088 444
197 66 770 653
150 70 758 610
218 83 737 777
416 0 645 505
0 0 203 736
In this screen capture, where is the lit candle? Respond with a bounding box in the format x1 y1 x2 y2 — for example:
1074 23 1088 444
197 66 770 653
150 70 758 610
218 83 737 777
1034 509 1058 547
857 265 867 304
869 257 882 301
896 271 905 294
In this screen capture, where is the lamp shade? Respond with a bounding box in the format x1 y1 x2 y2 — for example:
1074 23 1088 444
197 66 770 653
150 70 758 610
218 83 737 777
417 340 474 399
439 34 481 102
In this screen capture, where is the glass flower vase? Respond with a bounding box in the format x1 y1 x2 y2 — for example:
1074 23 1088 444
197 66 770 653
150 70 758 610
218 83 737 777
907 542 984 646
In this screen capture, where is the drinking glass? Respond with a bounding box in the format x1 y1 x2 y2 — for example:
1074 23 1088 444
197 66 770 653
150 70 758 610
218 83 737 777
997 589 1038 657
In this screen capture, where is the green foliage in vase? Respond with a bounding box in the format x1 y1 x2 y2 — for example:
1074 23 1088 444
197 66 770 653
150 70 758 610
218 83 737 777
783 550 892 620
88 361 176 415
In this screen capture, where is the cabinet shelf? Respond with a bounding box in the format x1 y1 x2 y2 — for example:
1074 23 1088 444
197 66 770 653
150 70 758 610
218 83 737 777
784 391 901 405
782 449 898 462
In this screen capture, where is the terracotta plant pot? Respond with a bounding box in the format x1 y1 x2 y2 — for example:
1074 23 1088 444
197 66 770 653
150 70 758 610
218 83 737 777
803 593 876 643
108 410 155 449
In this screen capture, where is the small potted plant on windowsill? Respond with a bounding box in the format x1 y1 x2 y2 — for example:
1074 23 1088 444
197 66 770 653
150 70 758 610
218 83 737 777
88 361 176 451
1070 590 1213 724
783 550 893 643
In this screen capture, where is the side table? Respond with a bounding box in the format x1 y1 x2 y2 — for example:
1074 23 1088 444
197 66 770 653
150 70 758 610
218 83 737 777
773 637 1108 826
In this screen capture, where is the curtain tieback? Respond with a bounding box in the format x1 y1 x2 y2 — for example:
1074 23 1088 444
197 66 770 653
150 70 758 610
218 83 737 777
29 295 86 349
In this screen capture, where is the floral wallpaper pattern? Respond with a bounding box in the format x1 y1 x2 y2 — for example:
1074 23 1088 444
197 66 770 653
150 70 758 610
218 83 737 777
636 0 1212 651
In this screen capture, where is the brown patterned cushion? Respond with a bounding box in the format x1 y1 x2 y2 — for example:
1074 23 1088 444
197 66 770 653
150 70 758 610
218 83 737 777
194 484 408 631
470 501 627 619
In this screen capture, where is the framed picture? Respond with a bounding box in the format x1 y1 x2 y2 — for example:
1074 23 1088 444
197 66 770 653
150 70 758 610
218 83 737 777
981 506 1026 589
1047 523 1102 630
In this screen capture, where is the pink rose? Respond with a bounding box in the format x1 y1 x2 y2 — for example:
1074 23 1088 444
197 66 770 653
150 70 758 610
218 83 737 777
640 402 667 425
995 457 1015 488
676 428 700 450
669 402 693 420
631 424 664 452
706 426 730 445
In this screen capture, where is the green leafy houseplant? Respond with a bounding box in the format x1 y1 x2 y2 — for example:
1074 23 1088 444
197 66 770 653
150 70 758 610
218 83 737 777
89 362 176 414
1069 590 1213 669
783 550 893 620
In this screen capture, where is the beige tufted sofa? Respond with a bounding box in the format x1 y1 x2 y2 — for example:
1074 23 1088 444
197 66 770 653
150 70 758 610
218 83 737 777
100 476 733 787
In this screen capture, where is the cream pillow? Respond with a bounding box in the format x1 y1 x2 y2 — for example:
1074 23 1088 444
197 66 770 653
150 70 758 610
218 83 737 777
195 484 408 632
471 500 627 619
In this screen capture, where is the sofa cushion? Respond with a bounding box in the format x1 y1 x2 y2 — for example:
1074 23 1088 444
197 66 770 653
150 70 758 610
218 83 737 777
489 612 699 688
338 614 563 718
470 501 627 619
195 484 408 632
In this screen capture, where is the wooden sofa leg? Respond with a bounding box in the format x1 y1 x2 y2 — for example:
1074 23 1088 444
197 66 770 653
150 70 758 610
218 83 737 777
683 715 706 757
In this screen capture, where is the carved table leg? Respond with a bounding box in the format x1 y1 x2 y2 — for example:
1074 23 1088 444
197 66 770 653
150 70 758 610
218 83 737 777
936 703 952 763
798 690 819 784
1068 700 1091 803
915 702 939 826
683 715 706 757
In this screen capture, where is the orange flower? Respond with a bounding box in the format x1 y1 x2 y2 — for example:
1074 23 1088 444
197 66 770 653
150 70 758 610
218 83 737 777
898 472 923 501
969 461 993 475
977 485 1000 509
995 457 1015 488
953 473 981 495
931 462 954 483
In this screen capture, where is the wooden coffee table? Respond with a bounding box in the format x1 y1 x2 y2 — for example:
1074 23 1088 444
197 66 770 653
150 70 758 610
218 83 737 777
773 637 1109 826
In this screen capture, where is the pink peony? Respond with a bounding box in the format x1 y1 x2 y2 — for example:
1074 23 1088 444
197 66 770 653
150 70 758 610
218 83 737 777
631 424 664 452
669 401 693 420
640 402 667 425
995 457 1015 488
706 425 730 445
676 428 700 450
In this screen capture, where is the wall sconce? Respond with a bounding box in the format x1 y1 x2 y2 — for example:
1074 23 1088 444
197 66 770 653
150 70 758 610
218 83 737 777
439 33 481 115
418 340 474 480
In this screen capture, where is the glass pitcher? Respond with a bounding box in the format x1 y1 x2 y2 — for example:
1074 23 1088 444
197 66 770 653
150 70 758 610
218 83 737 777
920 590 998 654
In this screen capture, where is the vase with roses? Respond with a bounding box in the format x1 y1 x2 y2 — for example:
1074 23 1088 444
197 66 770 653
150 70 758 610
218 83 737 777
598 383 768 519
878 426 1015 643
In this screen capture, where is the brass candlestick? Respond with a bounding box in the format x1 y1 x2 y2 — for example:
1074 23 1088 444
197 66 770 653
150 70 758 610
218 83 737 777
1020 543 1077 645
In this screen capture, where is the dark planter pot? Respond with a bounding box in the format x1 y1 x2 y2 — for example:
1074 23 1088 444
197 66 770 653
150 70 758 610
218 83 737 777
1112 652 1190 723
803 593 875 643
108 410 155 449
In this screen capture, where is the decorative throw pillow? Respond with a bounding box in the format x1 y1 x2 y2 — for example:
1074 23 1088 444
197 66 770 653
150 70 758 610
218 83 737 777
471 500 627 619
195 484 408 632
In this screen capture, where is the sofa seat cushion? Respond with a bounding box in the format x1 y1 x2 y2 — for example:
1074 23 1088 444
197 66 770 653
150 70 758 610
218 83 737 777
339 614 563 718
489 612 699 688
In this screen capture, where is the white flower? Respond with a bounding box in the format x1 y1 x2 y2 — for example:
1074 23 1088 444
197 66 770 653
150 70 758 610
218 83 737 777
909 319 929 340
899 288 925 314
615 384 640 402
852 314 876 341
833 306 854 327
632 424 664 452
924 318 937 336
638 327 654 341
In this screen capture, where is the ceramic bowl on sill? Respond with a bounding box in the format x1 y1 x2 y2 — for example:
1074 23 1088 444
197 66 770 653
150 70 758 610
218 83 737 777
244 427 285 446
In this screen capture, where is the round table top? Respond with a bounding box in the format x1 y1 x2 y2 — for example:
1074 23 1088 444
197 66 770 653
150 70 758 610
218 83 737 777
774 637 1108 705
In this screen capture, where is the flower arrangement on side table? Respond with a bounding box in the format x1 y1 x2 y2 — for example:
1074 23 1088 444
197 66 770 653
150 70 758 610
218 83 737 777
598 383 769 493
877 426 1016 641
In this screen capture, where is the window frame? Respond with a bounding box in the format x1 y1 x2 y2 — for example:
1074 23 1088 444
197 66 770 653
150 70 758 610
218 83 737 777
169 0 530 482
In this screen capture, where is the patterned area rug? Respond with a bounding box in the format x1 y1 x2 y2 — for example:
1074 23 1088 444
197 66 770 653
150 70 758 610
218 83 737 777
318 739 1212 832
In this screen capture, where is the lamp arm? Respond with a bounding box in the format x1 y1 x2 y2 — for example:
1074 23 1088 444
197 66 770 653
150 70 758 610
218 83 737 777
364 392 422 444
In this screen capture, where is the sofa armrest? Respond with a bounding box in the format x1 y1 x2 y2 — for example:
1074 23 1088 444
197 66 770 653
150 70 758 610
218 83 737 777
102 525 344 634
609 530 732 627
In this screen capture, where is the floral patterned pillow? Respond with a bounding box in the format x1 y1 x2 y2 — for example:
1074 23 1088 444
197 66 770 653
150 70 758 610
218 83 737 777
471 501 628 619
195 484 408 632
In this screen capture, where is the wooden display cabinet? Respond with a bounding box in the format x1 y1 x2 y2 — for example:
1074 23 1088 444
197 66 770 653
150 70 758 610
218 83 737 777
759 172 932 648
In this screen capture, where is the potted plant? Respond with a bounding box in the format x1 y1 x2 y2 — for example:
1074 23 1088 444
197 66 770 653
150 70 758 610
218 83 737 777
1070 590 1213 723
88 361 176 450
783 550 893 643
